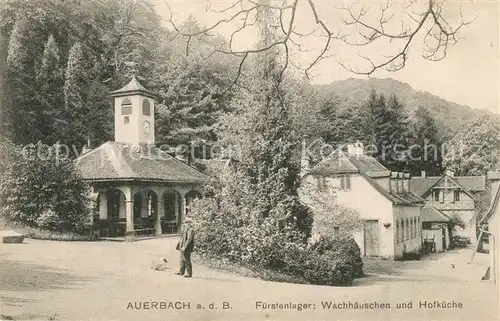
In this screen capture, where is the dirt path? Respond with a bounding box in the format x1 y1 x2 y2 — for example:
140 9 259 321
0 239 497 321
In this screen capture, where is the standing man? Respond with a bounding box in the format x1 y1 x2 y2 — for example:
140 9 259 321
175 217 195 278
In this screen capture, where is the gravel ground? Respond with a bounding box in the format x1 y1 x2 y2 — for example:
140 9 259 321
0 238 497 321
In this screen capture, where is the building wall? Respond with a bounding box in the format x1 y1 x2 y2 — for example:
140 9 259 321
302 174 394 258
393 205 422 259
425 188 477 239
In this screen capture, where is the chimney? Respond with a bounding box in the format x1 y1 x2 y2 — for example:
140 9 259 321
81 138 92 155
403 172 411 193
389 172 398 193
347 144 355 155
354 141 364 157
421 170 426 178
397 172 404 193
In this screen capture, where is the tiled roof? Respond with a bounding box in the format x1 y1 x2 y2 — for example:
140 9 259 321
348 155 390 178
421 205 451 222
76 142 212 184
410 177 440 196
454 176 486 192
307 149 423 205
479 180 500 225
411 175 486 197
109 75 156 98
307 149 390 177
361 173 424 205
307 150 359 176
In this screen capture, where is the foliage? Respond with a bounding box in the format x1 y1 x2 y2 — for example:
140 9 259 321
448 212 466 230
0 141 92 232
15 226 97 241
299 179 363 241
363 91 410 171
442 115 500 176
408 106 443 176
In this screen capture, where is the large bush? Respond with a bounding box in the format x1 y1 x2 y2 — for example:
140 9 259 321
0 141 91 232
190 187 359 286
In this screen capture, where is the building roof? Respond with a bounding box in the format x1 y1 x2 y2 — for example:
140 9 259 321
478 180 500 225
307 149 423 206
76 141 212 184
307 150 358 176
109 75 157 98
410 175 486 197
421 205 451 223
360 173 424 206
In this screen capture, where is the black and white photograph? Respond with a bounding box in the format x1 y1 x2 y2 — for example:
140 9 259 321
0 0 499 320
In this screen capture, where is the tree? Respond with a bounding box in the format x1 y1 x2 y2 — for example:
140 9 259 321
4 17 43 144
37 34 65 144
0 142 91 232
363 91 409 170
220 2 312 238
166 0 476 87
408 106 443 176
442 116 500 176
63 41 91 148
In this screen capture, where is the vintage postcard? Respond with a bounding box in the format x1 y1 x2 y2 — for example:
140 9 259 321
0 0 499 320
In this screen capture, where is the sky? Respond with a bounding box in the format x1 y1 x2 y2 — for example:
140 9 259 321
151 0 499 114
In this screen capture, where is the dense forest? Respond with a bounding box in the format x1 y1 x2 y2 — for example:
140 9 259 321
0 0 499 176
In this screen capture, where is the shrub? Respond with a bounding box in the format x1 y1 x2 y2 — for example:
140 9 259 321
0 141 91 233
310 236 364 278
400 249 422 261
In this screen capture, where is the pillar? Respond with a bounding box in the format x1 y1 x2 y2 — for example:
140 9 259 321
179 192 187 233
156 198 163 236
123 187 135 242
99 192 108 220
141 190 149 218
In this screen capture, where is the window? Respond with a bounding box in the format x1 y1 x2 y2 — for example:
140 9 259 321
434 190 440 202
340 175 351 190
121 98 132 115
142 99 151 116
124 116 130 124
417 217 421 236
454 190 460 202
316 177 326 190
405 218 410 240
396 220 400 243
422 222 431 229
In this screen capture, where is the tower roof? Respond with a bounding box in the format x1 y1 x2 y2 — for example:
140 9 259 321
109 75 157 98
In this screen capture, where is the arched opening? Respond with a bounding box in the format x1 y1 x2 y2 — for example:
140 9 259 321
162 190 182 234
95 189 127 238
133 189 158 231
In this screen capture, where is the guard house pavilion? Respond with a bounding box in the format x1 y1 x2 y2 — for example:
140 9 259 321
76 76 212 241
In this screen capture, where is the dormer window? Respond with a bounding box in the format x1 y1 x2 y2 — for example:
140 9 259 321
454 190 460 202
142 99 151 116
434 190 440 202
340 175 351 190
121 98 132 115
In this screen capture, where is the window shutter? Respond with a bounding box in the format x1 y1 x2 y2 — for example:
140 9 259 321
346 175 351 190
142 99 151 116
121 98 132 115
